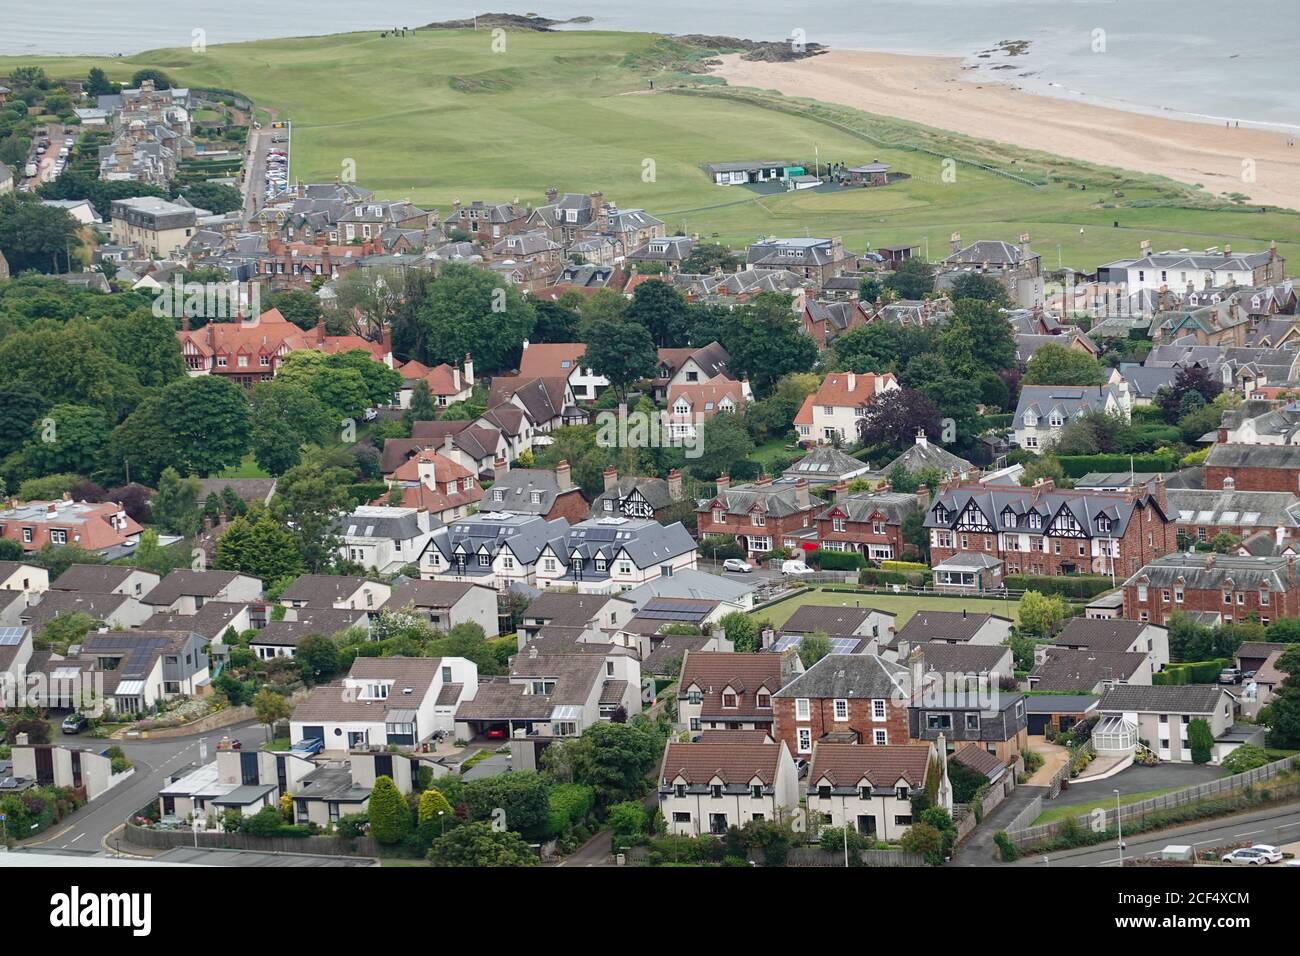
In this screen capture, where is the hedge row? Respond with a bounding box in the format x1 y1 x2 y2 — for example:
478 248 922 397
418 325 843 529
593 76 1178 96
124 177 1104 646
808 549 866 571
859 568 931 587
1154 659 1230 685
1056 453 1177 478
1002 574 1115 599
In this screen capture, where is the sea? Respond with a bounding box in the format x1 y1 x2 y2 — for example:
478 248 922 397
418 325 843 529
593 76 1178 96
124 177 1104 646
3 0 1297 130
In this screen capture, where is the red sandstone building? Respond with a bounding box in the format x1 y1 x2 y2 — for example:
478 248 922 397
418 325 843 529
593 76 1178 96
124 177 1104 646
815 487 923 561
1122 552 1300 626
1203 444 1300 494
696 475 826 557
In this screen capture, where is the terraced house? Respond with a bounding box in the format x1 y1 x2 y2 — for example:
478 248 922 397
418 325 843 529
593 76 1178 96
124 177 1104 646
924 478 1175 587
815 487 923 561
696 475 825 556
1122 552 1300 626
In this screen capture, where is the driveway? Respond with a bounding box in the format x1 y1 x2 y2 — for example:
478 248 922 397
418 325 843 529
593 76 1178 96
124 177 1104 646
1053 762 1225 807
1024 736 1069 786
951 785 1048 866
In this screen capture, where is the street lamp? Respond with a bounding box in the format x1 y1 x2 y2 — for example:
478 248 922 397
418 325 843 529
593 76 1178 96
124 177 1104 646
438 810 445 837
1114 789 1124 866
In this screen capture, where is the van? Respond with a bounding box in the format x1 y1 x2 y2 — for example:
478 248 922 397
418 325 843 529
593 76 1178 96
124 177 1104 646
781 560 814 576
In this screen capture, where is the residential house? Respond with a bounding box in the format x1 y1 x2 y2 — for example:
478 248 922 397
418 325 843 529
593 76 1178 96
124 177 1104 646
1203 444 1300 494
1099 242 1285 305
380 580 500 637
805 742 936 840
782 447 873 487
696 475 825 556
588 468 687 522
1013 384 1133 451
379 448 484 523
1122 552 1300 625
658 740 800 836
444 199 529 243
481 464 589 523
141 570 263 615
665 377 747 440
1026 646 1152 693
487 375 579 433
891 611 1014 648
1092 683 1238 764
794 371 900 446
247 607 369 661
678 650 796 736
334 506 436 574
395 354 474 409
109 196 197 256
800 299 870 348
0 499 142 556
773 654 911 757
519 340 608 403
81 629 211 714
1053 617 1171 672
938 233 1043 308
20 591 155 632
875 429 975 481
292 656 478 751
0 561 50 595
816 487 923 561
772 605 896 655
1166 486 1300 553
280 575 392 613
746 237 853 289
651 342 738 403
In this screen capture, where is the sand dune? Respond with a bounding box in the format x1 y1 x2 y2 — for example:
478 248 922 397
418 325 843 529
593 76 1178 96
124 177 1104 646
710 51 1300 211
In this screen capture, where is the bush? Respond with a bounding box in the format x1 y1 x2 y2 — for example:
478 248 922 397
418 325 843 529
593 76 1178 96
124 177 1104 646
368 775 412 844
1002 574 1114 599
808 548 866 571
546 783 596 839
1055 452 1177 478
1220 745 1273 774
1188 718 1214 764
994 830 1020 861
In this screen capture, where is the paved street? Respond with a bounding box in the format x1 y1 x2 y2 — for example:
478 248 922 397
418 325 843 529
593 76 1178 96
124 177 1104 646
17 720 266 855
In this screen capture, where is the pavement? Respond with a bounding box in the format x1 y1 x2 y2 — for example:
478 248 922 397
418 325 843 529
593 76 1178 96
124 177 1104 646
951 785 1048 866
16 719 267 856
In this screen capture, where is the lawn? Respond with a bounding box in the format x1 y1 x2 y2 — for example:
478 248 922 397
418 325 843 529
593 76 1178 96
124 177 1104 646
6 29 1299 264
1031 786 1186 826
753 586 1025 630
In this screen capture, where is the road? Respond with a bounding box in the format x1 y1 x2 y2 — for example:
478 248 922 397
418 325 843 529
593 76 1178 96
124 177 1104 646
17 720 266 855
240 123 269 225
1012 802 1300 868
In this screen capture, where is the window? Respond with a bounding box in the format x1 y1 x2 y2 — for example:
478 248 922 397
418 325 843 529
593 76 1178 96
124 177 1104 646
964 713 979 731
872 699 887 721
797 728 812 753
832 517 846 533
896 786 909 800
50 529 67 545
873 729 888 746
477 553 490 567
757 693 770 709
722 692 737 709
833 699 848 721
926 713 952 730
750 784 763 800
795 698 810 720
710 784 723 799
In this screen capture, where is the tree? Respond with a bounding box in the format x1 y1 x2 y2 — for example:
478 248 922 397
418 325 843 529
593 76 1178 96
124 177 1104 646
368 775 411 844
130 68 173 89
266 289 326 330
1156 366 1223 425
405 380 438 427
949 272 1010 308
1017 591 1067 639
607 800 648 850
1187 717 1214 765
680 242 740 275
1265 645 1300 750
214 509 306 582
720 293 817 396
252 688 291 740
583 316 656 400
109 376 251 482
21 404 108 476
529 299 582 344
426 821 537 866
0 194 81 273
250 380 332 475
1023 343 1105 386
689 413 755 481
625 279 689 348
271 451 354 571
418 788 455 826
884 258 934 299
798 631 832 668
858 275 884 302
0 385 47 461
295 634 341 684
151 467 203 537
415 263 535 373
85 67 119 96
720 610 760 653
857 388 942 453
938 299 1016 376
463 772 551 837
1053 410 1125 456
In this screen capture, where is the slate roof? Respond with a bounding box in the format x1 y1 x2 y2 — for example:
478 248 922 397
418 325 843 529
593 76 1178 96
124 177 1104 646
925 483 1160 539
1015 384 1128 425
1204 443 1300 470
894 611 1003 645
781 605 879 637
292 658 443 721
482 469 585 515
51 565 153 594
523 592 619 628
383 580 479 611
773 654 908 701
1028 647 1149 692
1123 553 1296 591
1096 683 1227 714
251 610 368 646
699 482 825 520
1054 618 1155 653
22 591 133 629
818 491 918 525
642 634 710 675
280 575 379 607
588 476 678 517
143 570 255 607
334 507 426 541
878 440 974 478
783 447 871 482
913 642 1011 676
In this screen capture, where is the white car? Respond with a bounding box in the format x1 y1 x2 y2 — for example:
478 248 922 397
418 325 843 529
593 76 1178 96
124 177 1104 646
1221 848 1269 865
1248 844 1283 863
722 558 752 573
781 560 814 576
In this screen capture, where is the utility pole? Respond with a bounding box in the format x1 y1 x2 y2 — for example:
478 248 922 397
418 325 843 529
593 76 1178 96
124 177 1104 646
1114 789 1124 866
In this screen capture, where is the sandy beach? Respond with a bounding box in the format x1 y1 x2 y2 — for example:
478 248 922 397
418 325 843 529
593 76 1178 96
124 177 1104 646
711 51 1300 211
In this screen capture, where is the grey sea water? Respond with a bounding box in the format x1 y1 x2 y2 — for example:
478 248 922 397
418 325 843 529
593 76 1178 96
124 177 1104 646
3 0 1296 128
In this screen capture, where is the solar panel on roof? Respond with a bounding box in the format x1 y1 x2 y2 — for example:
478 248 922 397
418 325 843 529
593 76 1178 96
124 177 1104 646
0 627 27 646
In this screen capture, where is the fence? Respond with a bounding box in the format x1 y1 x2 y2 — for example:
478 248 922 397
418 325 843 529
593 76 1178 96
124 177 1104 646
787 847 926 867
1003 794 1045 835
124 819 380 857
1007 754 1300 847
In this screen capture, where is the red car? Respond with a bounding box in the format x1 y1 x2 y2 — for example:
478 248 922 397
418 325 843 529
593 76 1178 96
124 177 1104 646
484 725 508 740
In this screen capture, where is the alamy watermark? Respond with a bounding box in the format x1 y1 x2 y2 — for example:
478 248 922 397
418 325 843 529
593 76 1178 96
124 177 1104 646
595 404 705 459
152 276 261 321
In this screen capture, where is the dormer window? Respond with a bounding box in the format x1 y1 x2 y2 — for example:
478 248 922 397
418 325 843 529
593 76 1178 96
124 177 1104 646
1002 508 1016 526
933 505 948 523
722 692 737 709
1097 516 1112 533
711 784 723 799
750 784 763 800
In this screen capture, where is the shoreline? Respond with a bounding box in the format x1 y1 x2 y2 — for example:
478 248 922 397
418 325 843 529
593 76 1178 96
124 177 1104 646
709 50 1300 211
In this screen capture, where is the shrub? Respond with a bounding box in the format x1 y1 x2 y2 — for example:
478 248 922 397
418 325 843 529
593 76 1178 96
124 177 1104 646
808 548 866 571
1220 745 1272 774
368 775 412 844
1188 718 1214 764
994 830 1019 861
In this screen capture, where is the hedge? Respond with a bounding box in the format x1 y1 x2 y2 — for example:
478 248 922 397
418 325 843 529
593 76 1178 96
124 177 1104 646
881 560 929 573
808 549 866 571
1056 452 1177 478
1002 574 1115 600
1154 658 1229 685
860 568 931 587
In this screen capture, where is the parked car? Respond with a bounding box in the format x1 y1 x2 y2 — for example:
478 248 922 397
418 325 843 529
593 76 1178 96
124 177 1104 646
781 560 814 576
484 725 508 740
61 712 88 734
1218 667 1242 685
722 558 752 573
1221 848 1269 865
1248 844 1284 863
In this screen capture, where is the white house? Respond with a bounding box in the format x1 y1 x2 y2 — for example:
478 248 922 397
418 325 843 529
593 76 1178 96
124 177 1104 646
805 741 937 841
279 574 392 613
1013 384 1132 451
794 371 900 446
335 506 436 574
0 561 50 595
658 740 800 836
290 656 478 751
380 580 501 637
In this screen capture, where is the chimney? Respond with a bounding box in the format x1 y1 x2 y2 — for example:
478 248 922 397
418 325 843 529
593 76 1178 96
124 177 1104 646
442 434 454 455
779 647 801 684
1205 552 1216 570
1019 232 1032 261
759 626 775 650
452 366 461 391
915 428 928 449
1140 239 1151 256
916 484 929 509
556 459 573 492
950 231 961 254
795 478 810 511
528 644 538 660
667 468 683 502
716 473 730 492
463 353 474 385
603 466 618 492
847 372 857 393
546 187 558 203
46 502 58 518
755 474 773 488
831 480 848 503
296 180 305 199
181 313 190 332
908 645 925 702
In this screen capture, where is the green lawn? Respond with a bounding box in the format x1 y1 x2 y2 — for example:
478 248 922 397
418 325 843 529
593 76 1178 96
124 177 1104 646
753 586 1024 629
212 452 271 479
5 29 1298 264
1031 786 1188 825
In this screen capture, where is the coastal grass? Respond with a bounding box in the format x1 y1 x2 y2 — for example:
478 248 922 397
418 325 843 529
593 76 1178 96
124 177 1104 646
7 28 1300 262
753 587 1023 629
